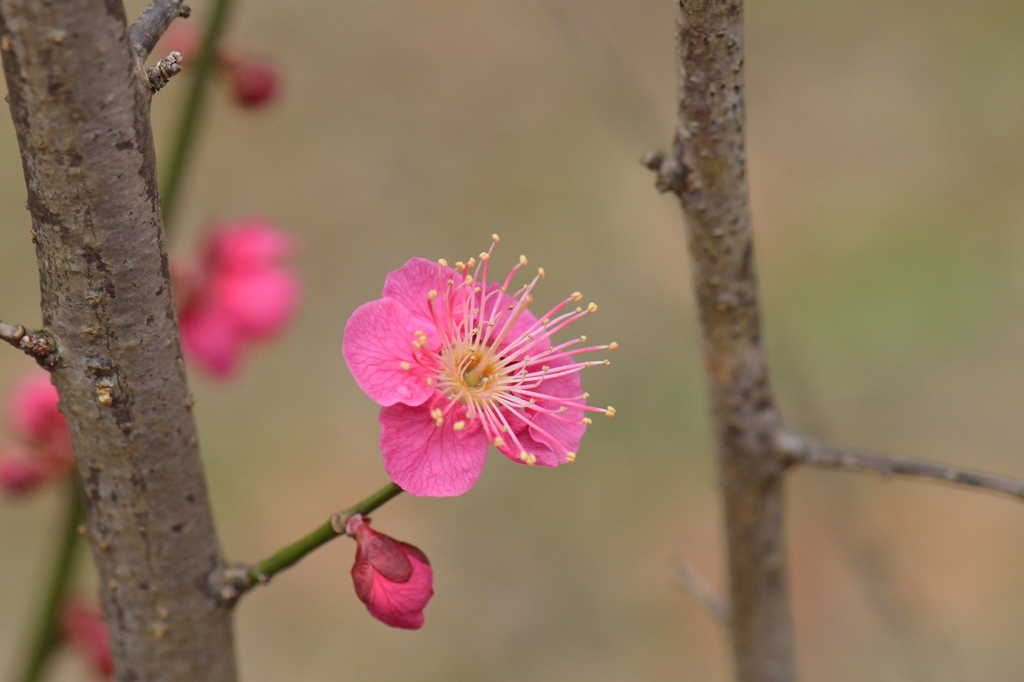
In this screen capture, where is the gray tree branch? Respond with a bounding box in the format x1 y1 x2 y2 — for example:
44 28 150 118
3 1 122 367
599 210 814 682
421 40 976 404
673 558 732 625
777 432 1024 501
129 0 191 61
647 2 796 680
0 1 236 679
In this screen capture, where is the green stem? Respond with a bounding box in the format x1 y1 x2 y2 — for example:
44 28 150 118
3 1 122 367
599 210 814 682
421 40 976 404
17 479 85 682
160 0 235 230
248 482 404 584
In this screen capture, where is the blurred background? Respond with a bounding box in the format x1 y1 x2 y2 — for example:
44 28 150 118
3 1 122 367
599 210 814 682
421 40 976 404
3 0 1024 679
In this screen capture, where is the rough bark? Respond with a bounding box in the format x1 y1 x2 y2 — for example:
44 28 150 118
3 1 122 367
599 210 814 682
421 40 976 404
0 2 237 679
648 1 796 680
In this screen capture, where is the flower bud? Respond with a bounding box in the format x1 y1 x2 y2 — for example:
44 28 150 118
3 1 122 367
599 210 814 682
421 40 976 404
61 599 113 679
347 514 433 629
0 454 47 495
222 53 280 108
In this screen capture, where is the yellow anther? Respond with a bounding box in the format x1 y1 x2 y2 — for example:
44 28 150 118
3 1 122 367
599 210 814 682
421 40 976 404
519 452 536 465
558 406 566 412
566 452 576 462
603 359 610 366
467 257 477 268
453 421 466 431
480 252 489 260
428 290 438 301
438 258 448 267
426 377 433 386
582 417 593 425
465 274 473 285
583 392 590 399
580 335 587 342
605 406 616 417
492 233 501 243
575 307 583 314
430 408 444 427
524 294 534 305
538 267 545 278
608 342 618 350
455 261 465 270
400 361 411 371
571 292 582 302
519 255 528 266
588 302 598 313
493 436 505 448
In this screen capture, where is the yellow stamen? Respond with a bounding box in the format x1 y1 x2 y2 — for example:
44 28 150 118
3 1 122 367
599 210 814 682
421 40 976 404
453 421 466 431
582 417 592 425
428 290 438 301
438 258 448 267
492 233 501 243
608 342 618 350
519 255 528 266
588 302 598 313
605 406 616 417
400 361 411 371
571 292 582 302
493 436 504 448
566 452 576 462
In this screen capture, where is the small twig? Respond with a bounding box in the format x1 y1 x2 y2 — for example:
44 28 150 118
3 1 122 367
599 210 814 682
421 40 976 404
777 430 1024 502
161 0 234 230
129 0 191 61
146 51 183 92
672 558 731 625
217 482 404 605
0 320 58 368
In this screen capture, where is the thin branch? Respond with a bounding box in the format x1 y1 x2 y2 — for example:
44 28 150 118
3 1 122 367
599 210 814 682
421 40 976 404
15 480 84 682
778 431 1024 502
672 558 731 625
161 0 234 230
218 482 404 604
0 320 58 368
129 0 191 61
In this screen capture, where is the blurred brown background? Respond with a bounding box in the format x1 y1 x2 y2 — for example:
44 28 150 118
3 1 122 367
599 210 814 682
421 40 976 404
3 0 1024 679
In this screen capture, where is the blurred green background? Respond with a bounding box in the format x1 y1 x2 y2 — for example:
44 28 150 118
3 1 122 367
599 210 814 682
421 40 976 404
3 0 1024 679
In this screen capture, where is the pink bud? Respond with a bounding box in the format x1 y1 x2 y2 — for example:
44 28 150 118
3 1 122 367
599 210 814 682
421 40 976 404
62 599 114 679
157 21 200 62
348 515 434 629
222 54 280 108
0 453 47 495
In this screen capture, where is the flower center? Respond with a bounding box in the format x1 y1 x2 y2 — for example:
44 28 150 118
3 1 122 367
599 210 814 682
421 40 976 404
440 342 506 404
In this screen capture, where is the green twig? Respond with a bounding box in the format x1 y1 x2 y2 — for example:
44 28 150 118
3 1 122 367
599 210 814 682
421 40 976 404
160 0 235 230
223 482 404 601
251 481 403 582
17 479 85 682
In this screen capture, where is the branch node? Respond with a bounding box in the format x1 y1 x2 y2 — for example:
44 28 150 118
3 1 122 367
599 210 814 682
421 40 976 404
213 564 255 607
146 51 183 93
672 558 731 625
640 149 685 195
1 321 59 368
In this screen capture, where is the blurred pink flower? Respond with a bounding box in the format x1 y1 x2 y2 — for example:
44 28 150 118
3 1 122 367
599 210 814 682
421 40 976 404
347 514 433 629
156 21 199 62
0 373 73 496
174 218 301 379
61 599 113 679
342 236 615 497
222 53 280 108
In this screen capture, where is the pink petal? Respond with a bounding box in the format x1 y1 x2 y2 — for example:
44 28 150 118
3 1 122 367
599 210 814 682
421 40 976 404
343 299 436 407
8 373 66 447
212 269 300 340
364 553 433 629
179 306 244 379
207 218 296 272
382 258 457 333
378 401 488 496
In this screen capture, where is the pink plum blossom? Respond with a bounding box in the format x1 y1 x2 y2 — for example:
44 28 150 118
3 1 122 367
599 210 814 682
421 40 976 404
343 235 615 497
0 373 73 496
61 599 113 679
347 514 433 629
174 217 301 379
